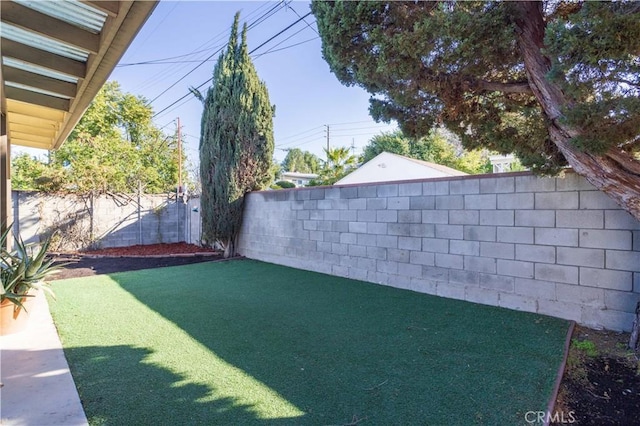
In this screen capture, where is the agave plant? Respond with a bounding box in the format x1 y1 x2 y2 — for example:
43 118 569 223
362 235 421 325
1 225 60 312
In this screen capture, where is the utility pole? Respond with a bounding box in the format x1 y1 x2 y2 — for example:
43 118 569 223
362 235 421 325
177 117 182 196
325 124 329 156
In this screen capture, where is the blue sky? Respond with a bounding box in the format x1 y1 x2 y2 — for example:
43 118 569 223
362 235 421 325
108 0 398 169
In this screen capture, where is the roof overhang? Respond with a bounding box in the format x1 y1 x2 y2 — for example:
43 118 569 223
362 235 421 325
1 0 158 151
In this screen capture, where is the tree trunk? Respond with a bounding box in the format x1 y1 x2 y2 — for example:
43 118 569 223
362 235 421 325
222 236 235 259
512 1 640 221
629 302 640 352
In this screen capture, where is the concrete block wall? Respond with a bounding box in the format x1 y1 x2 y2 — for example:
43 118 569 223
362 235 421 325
12 191 188 251
238 172 640 331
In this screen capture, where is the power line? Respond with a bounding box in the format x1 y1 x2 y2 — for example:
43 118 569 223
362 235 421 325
152 11 312 119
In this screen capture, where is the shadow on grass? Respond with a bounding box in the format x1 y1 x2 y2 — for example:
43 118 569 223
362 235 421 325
62 344 303 425
98 259 570 425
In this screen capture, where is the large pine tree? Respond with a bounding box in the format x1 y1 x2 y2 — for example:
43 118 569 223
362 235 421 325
197 13 274 257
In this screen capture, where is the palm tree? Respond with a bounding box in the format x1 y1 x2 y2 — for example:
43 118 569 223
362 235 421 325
312 147 357 185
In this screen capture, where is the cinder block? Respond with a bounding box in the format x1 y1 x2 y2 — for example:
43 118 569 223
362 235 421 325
463 225 496 242
498 193 534 210
388 248 410 263
348 267 369 282
324 210 340 221
423 181 449 196
465 286 499 306
387 223 410 236
604 289 639 313
348 222 367 234
357 210 376 222
355 257 376 271
436 224 464 240
465 256 497 274
349 198 367 210
449 210 479 225
331 243 348 255
447 269 477 285
348 244 367 258
579 229 632 250
297 210 310 220
388 197 410 210
357 233 376 247
399 236 422 251
480 210 514 226
310 209 324 220
436 195 464 210
367 270 390 285
480 242 515 259
317 241 332 253
386 273 413 291
556 173 595 191
557 210 603 229
410 196 436 210
450 179 479 195
580 191 620 210
422 238 450 253
423 266 449 281
537 299 583 322
331 221 348 232
450 240 480 256
535 192 579 210
339 187 358 199
465 194 496 210
514 277 556 299
436 253 464 269
310 230 324 242
515 244 556 263
556 283 605 307
497 226 533 244
339 210 357 222
399 263 423 278
581 308 635 332
605 210 640 230
303 220 318 231
606 250 640 272
480 176 515 194
497 259 534 278
557 247 604 268
422 210 449 224
376 235 398 248
499 293 537 312
376 210 398 223
479 273 514 292
409 224 436 237
515 175 556 192
535 264 579 284
579 267 633 291
377 184 399 197
368 222 388 235
398 210 421 223
367 246 387 260
358 185 377 198
308 188 325 200
377 260 399 274
399 182 423 196
367 198 387 210
515 210 555 227
436 282 466 300
410 251 435 266
535 228 578 247
323 252 340 264
332 264 350 278
317 199 333 210
635 272 640 293
325 187 341 199
410 278 438 295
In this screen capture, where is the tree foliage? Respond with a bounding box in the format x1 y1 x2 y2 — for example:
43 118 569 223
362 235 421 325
281 148 321 173
197 13 275 256
361 129 491 174
312 1 640 218
11 81 184 194
309 147 357 186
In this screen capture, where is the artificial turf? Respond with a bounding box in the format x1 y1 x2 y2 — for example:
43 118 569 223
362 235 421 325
49 259 569 425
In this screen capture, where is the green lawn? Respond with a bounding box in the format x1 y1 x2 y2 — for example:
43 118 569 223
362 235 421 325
50 259 569 425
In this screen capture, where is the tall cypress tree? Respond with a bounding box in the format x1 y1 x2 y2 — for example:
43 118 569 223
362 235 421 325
197 13 274 257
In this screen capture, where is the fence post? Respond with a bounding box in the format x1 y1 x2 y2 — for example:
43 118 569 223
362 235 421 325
137 180 142 245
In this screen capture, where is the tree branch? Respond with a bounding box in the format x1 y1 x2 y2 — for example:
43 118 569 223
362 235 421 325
477 80 533 94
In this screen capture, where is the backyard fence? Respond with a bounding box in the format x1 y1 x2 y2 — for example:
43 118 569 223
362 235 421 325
237 171 640 332
11 190 203 251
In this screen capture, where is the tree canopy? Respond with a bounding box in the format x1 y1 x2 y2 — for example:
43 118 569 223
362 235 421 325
11 81 185 194
312 1 640 218
361 129 491 174
197 13 275 256
309 147 357 186
281 148 322 173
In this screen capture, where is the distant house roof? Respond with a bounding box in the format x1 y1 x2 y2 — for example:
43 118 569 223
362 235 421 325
335 152 466 185
280 171 318 180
